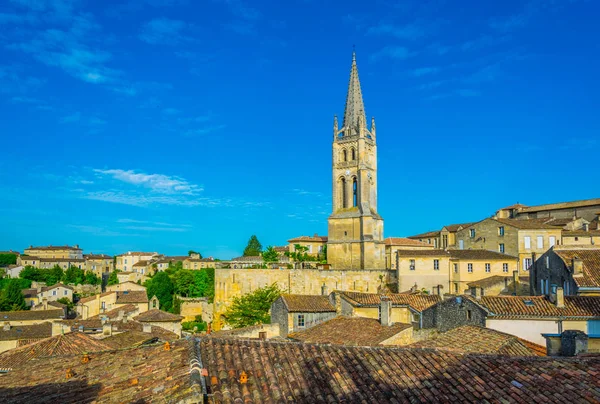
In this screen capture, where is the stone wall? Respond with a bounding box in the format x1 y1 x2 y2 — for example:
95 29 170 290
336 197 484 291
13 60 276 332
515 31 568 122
421 296 486 332
179 296 213 323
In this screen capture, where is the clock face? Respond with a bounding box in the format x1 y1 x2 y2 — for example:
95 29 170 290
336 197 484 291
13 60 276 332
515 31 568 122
345 169 350 175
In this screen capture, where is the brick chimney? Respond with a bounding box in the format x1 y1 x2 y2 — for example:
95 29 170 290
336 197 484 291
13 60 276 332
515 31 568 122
556 287 565 308
380 296 392 327
3 322 10 331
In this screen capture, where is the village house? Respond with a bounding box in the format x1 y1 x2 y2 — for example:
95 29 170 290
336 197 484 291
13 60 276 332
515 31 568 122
23 245 83 259
0 309 65 353
106 281 147 292
270 294 337 337
133 309 184 337
383 237 434 270
530 246 600 296
182 257 216 270
287 234 328 259
83 253 114 276
407 229 441 248
76 290 150 319
496 198 600 222
465 272 530 296
21 283 74 307
115 251 161 272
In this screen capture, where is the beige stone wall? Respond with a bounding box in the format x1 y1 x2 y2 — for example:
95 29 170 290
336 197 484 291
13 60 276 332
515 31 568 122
287 240 327 257
562 235 600 246
143 321 181 337
179 297 213 323
24 247 82 259
214 267 394 330
450 259 519 294
85 258 113 276
487 319 587 345
0 340 18 354
39 286 73 303
456 219 518 256
385 244 434 269
397 256 451 294
352 307 412 324
106 282 146 292
380 327 414 346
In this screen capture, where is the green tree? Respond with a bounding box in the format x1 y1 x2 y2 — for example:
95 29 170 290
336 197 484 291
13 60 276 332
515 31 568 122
107 269 120 286
189 268 214 301
0 253 18 267
46 265 64 286
222 283 281 328
63 266 85 285
175 269 195 297
20 265 42 282
243 235 263 256
286 244 316 267
145 271 175 312
188 250 203 258
318 244 328 263
0 279 27 311
57 297 75 311
84 270 100 285
262 246 279 264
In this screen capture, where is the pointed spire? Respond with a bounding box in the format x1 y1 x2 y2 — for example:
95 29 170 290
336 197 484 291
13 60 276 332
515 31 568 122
342 51 367 136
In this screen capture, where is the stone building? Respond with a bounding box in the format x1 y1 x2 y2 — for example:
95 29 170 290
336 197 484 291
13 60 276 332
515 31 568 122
530 246 600 296
384 237 434 270
287 235 327 259
454 218 562 271
83 253 113 276
327 52 385 270
270 294 336 337
23 245 83 259
496 198 600 222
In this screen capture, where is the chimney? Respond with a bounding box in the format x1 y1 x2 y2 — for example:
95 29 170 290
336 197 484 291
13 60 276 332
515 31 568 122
560 330 588 356
102 323 112 336
259 331 267 340
437 285 444 300
380 296 392 327
572 258 583 275
3 322 10 331
334 292 342 315
42 297 48 310
122 313 128 323
117 310 124 321
321 283 328 296
142 324 152 333
556 287 565 308
474 287 482 300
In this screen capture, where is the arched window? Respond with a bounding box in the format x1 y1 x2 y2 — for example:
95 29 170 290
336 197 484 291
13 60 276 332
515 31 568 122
342 149 347 162
340 177 347 208
351 148 356 160
352 177 358 207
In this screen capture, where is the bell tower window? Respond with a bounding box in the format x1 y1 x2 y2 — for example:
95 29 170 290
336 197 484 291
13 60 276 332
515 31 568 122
352 177 358 207
351 147 356 160
342 149 347 162
341 177 347 208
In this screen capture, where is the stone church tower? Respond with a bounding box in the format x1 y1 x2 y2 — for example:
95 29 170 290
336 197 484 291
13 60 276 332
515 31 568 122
327 52 385 270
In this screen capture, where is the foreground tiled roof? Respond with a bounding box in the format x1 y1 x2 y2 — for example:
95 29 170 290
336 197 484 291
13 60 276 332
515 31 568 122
340 291 441 312
476 295 600 319
59 318 179 341
408 326 545 356
200 338 600 403
116 290 148 303
0 309 64 321
100 330 163 349
520 197 600 213
0 339 198 403
289 317 412 346
279 294 335 313
384 237 433 247
0 332 113 371
134 309 183 322
0 322 52 341
554 248 600 288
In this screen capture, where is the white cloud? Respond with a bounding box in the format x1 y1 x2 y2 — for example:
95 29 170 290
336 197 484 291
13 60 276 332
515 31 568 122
93 168 202 195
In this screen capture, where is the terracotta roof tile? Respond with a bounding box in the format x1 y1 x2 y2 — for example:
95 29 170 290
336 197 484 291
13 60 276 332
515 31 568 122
25 245 82 251
100 330 163 349
87 304 139 320
466 275 529 289
134 309 183 322
200 338 600 403
40 283 74 292
289 316 412 345
340 291 441 312
59 318 179 341
279 295 335 313
0 332 113 371
0 309 64 321
408 326 545 356
554 248 600 287
449 250 518 260
0 322 52 341
116 290 148 303
495 218 562 230
476 295 600 319
407 230 440 239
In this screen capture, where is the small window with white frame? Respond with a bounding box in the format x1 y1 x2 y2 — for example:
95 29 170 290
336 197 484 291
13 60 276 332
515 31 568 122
453 263 458 273
409 259 415 270
485 263 491 273
498 226 505 236
503 263 508 273
433 259 439 270
499 243 505 253
468 263 473 273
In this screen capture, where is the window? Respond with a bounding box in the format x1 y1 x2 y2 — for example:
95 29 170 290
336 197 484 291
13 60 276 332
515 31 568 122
583 223 589 231
124 259 128 264
307 245 313 253
342 149 347 162
545 256 550 268
453 263 459 273
52 290 57 296
297 314 305 327
503 263 509 273
92 265 96 270
454 283 458 293
459 240 464 250
498 226 505 236
523 258 532 271
340 178 347 208
352 177 358 207
468 263 473 273
499 243 505 253
64 290 68 296
351 148 356 160
378 305 382 320
466 310 472 320
470 229 476 238
443 235 448 248
537 236 544 249
433 259 439 270
101 302 106 309
524 236 531 249
409 259 415 270
485 263 491 273
549 236 556 247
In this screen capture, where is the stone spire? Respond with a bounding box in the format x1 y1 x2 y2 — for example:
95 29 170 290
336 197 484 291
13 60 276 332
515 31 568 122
342 51 367 137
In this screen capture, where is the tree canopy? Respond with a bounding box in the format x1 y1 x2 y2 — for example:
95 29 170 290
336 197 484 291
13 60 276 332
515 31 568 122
0 279 27 311
188 250 203 258
0 253 18 267
222 283 282 328
243 235 263 256
107 269 120 286
19 265 99 286
262 246 279 264
144 271 175 312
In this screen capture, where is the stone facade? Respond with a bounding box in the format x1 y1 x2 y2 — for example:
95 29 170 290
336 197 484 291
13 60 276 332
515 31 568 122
178 296 213 323
327 52 385 270
421 296 486 332
23 245 83 259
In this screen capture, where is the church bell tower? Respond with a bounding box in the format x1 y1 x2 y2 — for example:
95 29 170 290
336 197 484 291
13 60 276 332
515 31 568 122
327 51 385 270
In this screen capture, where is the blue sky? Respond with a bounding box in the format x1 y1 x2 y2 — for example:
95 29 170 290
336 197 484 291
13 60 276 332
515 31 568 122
0 0 598 258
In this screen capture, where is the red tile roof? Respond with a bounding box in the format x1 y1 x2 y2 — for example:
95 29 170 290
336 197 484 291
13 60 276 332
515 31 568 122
408 326 546 356
200 338 600 403
134 309 183 322
0 332 113 371
475 295 600 319
116 290 148 303
289 316 412 345
554 248 600 288
384 237 433 247
495 218 563 230
340 291 441 312
407 230 440 239
279 294 335 313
